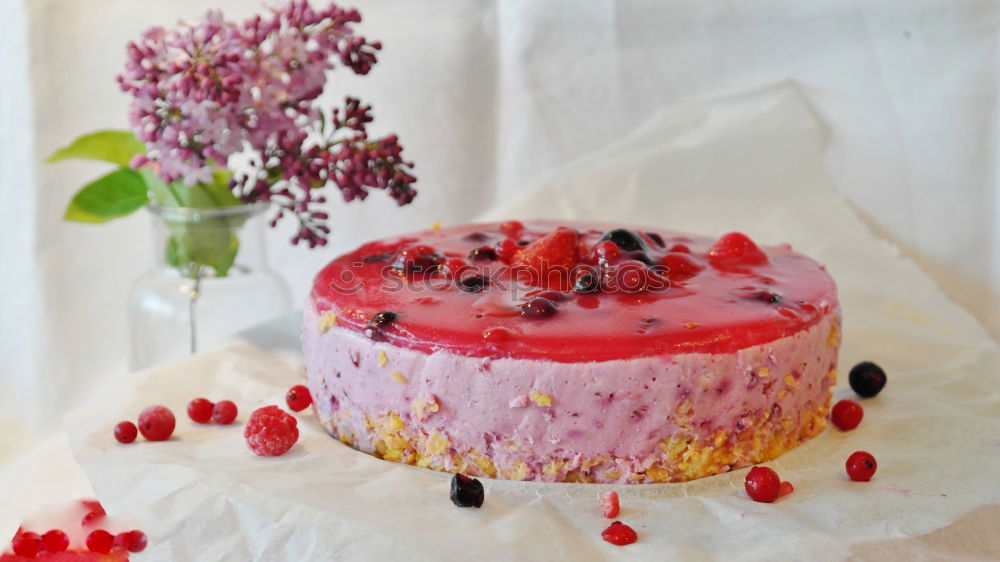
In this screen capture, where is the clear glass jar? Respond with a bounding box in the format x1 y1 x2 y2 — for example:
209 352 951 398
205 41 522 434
127 203 292 370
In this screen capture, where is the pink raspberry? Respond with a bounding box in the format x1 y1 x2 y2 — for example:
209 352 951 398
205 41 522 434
244 406 299 457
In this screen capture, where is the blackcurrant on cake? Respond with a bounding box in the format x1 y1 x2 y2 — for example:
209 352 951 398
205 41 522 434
302 220 840 483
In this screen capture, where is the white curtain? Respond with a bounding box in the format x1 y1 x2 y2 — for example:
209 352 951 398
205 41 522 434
2 0 998 460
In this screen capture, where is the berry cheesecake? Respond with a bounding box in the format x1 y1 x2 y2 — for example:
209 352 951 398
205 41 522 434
302 220 840 483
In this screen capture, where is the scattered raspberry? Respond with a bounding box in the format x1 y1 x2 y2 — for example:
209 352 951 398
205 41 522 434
744 466 781 503
600 491 620 518
831 399 864 431
778 481 795 498
846 451 878 482
601 521 637 546
41 530 70 553
244 405 299 456
187 398 214 424
11 531 42 558
85 530 114 554
285 385 313 412
138 405 175 441
212 400 239 425
114 421 137 444
113 530 147 553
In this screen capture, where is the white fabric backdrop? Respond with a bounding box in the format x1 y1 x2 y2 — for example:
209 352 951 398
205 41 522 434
1 0 998 463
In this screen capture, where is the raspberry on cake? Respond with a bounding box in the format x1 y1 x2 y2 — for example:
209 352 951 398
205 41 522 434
302 220 840 483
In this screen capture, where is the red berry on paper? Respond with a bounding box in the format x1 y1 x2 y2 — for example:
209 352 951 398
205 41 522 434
114 421 137 444
11 531 42 557
846 451 878 482
744 466 781 503
113 530 148 553
831 399 864 431
41 530 69 553
286 385 313 412
600 491 620 518
187 398 215 424
778 481 794 498
85 530 114 554
212 400 238 425
138 405 176 441
601 521 638 546
244 405 299 457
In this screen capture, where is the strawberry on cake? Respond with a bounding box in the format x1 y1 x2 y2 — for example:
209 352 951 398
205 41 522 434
302 220 840 483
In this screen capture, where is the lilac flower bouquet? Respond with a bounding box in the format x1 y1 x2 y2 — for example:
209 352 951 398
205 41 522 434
48 1 416 277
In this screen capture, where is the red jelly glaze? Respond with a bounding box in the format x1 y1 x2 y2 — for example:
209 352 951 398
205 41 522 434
310 220 838 362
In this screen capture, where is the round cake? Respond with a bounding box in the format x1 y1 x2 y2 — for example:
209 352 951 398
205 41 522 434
302 220 840 483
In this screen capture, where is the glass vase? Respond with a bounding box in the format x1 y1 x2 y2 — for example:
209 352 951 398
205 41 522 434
127 203 292 370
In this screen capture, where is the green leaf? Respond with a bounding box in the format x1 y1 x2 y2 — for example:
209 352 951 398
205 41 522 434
165 224 240 277
64 168 150 223
47 130 145 167
138 166 184 207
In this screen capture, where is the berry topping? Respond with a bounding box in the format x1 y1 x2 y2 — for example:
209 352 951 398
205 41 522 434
212 400 238 425
244 405 299 456
646 231 666 247
572 269 600 293
483 327 512 342
521 297 558 319
449 473 485 508
600 228 646 252
533 290 567 302
846 451 877 481
849 361 887 398
366 311 399 340
831 399 863 431
138 405 175 441
187 398 214 424
494 238 520 261
113 530 148 553
499 220 524 237
593 240 622 263
778 481 795 498
85 530 114 554
659 252 703 281
114 421 138 444
744 466 781 502
600 491 620 518
601 521 638 546
458 274 489 293
440 258 467 278
512 227 579 287
11 531 41 558
286 384 313 412
708 232 768 267
392 244 443 275
468 245 498 261
668 243 690 253
41 530 69 553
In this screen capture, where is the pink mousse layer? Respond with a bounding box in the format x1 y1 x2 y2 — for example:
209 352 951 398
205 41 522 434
303 302 840 481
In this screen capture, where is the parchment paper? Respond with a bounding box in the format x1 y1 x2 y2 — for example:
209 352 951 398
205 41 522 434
67 84 1000 561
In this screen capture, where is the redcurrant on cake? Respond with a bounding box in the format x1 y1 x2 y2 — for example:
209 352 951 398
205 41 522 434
302 220 840 483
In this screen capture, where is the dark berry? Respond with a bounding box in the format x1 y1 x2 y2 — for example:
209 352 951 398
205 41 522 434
244 405 299 456
645 232 666 247
846 451 877 481
468 245 498 261
458 274 489 293
450 473 485 508
849 361 887 398
41 529 69 553
114 421 138 444
600 491 620 518
601 521 638 546
366 311 399 340
521 297 557 319
392 245 443 274
534 290 567 302
187 398 214 424
600 228 646 252
744 466 781 502
831 399 863 430
286 384 313 412
86 530 114 554
138 405 175 441
11 531 42 557
572 270 600 293
212 400 238 425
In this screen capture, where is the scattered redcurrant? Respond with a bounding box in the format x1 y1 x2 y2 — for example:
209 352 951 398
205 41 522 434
138 405 176 441
86 530 114 554
114 421 137 444
846 451 878 482
41 529 69 553
187 398 214 424
11 531 42 557
831 399 864 431
744 466 781 503
113 530 148 553
212 400 238 425
286 385 313 412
